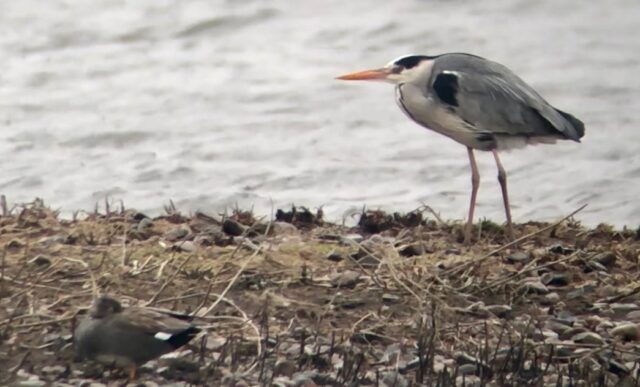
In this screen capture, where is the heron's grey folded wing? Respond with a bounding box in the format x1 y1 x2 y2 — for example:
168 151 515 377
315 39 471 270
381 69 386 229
430 57 583 141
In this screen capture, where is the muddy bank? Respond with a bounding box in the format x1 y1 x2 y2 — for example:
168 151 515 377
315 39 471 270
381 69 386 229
0 200 639 386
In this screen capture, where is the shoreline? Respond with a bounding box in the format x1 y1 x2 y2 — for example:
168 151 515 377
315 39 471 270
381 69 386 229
0 200 639 386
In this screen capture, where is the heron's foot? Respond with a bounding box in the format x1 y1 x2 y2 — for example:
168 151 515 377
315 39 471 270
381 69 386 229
505 222 515 242
463 221 473 245
127 366 137 381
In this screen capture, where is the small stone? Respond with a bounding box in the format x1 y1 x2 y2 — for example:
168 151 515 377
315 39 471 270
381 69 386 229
137 217 154 230
38 235 65 246
41 365 66 375
28 255 51 267
274 359 297 377
521 279 549 294
193 234 213 246
572 331 605 345
6 239 24 249
548 244 574 255
544 292 560 304
340 233 364 245
399 243 425 257
381 371 408 387
604 358 630 376
330 270 361 288
164 227 189 241
458 364 478 376
610 303 640 312
326 252 343 262
541 272 570 286
626 310 640 319
382 293 401 303
270 221 298 236
591 252 616 267
174 240 197 252
222 219 245 236
19 380 46 387
455 375 481 387
567 285 596 300
546 320 572 335
556 310 577 325
610 323 640 341
506 251 531 264
486 304 512 318
132 212 150 221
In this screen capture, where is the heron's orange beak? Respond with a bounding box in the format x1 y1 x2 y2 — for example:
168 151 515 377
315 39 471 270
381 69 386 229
336 68 390 81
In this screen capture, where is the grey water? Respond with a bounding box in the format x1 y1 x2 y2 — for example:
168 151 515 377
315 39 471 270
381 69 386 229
1 0 639 226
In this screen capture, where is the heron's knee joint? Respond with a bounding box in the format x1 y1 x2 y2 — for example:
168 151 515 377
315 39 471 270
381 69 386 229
497 169 507 184
471 173 480 186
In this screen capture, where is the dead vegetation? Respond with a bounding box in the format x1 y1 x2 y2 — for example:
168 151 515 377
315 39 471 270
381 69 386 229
0 198 639 386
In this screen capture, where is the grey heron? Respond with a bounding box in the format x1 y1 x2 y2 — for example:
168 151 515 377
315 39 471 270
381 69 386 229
337 53 584 244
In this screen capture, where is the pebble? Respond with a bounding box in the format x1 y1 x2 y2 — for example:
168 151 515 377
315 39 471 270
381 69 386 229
455 375 481 387
626 310 640 319
222 219 245 236
399 243 425 257
546 320 572 335
604 358 630 376
330 270 361 288
591 251 616 267
381 371 408 387
521 279 549 294
506 251 531 264
174 240 197 252
458 363 478 376
137 217 154 230
164 227 189 241
19 380 46 387
610 303 640 312
548 244 574 255
610 323 640 341
41 365 66 375
571 331 605 345
274 359 297 377
541 272 570 286
566 285 596 300
270 221 298 236
37 235 65 246
544 292 560 304
326 252 343 262
28 254 51 267
339 233 364 245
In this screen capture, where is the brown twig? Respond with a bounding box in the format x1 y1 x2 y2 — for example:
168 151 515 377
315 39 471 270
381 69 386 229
145 254 194 306
199 247 260 316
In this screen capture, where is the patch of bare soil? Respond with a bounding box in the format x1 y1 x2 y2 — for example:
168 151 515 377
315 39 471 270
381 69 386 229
0 200 639 386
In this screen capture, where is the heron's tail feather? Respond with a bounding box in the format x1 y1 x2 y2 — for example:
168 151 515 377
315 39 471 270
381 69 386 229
555 109 585 141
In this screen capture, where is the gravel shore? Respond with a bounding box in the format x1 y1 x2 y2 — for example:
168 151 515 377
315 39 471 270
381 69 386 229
0 200 638 386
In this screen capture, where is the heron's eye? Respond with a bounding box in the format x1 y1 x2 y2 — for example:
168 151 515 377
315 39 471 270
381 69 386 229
390 65 403 74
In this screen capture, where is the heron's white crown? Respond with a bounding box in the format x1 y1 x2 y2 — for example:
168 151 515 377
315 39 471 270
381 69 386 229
384 57 435 85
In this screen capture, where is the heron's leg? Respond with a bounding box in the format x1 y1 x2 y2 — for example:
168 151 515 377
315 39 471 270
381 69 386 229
127 365 137 381
464 147 480 244
492 150 514 240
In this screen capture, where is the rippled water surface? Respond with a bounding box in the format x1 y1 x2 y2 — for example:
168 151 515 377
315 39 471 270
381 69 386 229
1 0 639 226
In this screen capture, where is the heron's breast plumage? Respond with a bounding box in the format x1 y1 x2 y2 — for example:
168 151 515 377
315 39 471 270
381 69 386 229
395 83 496 150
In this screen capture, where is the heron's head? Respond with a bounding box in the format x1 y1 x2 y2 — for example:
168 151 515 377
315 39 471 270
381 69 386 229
336 54 435 85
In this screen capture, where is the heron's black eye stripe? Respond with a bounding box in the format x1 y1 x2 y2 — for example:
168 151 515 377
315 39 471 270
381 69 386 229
433 72 459 107
393 55 431 69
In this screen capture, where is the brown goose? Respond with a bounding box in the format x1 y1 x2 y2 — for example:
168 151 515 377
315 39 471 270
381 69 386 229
74 296 201 380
